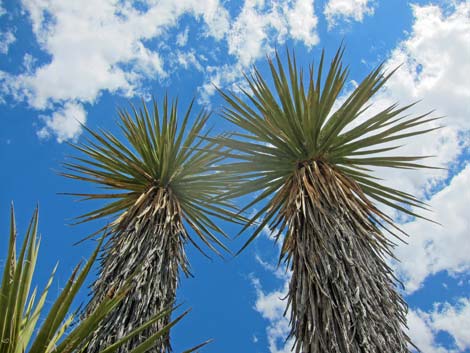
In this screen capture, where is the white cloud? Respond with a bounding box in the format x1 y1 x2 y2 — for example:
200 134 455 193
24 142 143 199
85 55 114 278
324 0 375 29
0 0 15 55
199 0 318 103
22 53 36 72
0 30 15 54
284 0 318 47
429 299 470 351
408 298 470 353
227 0 284 68
37 101 86 143
384 3 470 131
407 310 453 353
252 275 294 353
0 0 230 140
190 0 230 39
227 0 317 67
0 0 319 140
392 164 470 294
250 229 295 353
8 0 231 109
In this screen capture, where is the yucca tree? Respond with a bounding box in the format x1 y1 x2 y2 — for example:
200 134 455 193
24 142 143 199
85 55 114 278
216 48 437 352
62 96 238 353
0 205 206 353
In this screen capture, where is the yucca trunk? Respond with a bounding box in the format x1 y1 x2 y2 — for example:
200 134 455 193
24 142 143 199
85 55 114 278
85 187 189 353
279 161 412 353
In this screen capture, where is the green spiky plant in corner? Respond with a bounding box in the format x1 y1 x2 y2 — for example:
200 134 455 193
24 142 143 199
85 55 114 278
0 205 207 353
62 96 239 353
216 47 438 353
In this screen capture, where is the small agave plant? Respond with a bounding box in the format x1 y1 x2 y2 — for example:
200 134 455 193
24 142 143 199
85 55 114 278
0 205 207 353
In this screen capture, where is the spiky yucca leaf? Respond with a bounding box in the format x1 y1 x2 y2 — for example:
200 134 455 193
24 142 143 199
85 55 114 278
0 205 205 353
62 96 240 353
216 48 436 352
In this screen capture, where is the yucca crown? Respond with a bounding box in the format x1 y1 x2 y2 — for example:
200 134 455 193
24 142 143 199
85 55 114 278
63 95 240 255
216 47 437 251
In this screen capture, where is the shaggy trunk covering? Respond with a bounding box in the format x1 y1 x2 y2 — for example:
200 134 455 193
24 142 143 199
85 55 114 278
278 161 413 353
84 187 189 353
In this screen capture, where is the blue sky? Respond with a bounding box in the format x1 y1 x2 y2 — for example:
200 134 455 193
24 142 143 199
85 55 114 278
1 0 470 352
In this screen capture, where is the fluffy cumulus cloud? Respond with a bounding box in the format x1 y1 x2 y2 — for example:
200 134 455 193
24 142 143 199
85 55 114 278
0 0 230 141
428 299 470 351
362 2 470 292
324 0 375 28
199 0 318 104
37 101 87 143
227 0 282 68
251 231 295 353
408 298 470 353
252 276 293 353
0 0 319 141
384 2 470 131
227 0 317 67
284 0 318 46
393 164 470 293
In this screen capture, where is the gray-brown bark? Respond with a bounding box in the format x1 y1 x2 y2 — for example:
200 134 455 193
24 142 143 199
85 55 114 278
279 162 413 353
84 187 189 353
